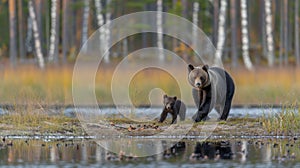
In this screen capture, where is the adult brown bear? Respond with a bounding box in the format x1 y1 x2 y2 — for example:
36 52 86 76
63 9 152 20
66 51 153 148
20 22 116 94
188 64 235 122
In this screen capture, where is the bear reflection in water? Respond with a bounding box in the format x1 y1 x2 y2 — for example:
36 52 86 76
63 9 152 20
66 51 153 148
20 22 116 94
189 141 233 161
161 141 233 161
163 141 186 158
104 140 235 161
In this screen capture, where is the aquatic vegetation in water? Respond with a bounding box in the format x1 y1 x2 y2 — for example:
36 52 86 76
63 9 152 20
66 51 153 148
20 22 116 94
260 106 300 135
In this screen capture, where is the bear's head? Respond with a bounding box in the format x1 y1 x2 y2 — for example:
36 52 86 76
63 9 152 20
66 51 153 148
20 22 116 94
188 64 210 89
163 94 177 110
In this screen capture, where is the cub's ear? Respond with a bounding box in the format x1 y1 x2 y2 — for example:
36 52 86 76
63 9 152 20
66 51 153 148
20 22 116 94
202 64 209 72
163 94 168 98
188 64 194 73
173 96 177 101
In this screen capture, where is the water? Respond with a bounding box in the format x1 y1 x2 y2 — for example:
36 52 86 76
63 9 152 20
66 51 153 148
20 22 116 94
0 106 292 119
0 106 299 167
0 138 299 167
63 106 285 118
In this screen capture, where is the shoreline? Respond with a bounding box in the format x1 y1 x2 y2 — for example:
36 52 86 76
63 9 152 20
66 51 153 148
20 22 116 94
0 117 298 140
0 104 292 110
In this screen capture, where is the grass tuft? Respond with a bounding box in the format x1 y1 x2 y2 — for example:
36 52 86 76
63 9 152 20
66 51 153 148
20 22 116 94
260 105 300 135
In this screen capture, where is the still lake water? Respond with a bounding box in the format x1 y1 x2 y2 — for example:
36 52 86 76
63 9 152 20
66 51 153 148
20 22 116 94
63 106 284 118
0 139 299 167
0 107 298 167
0 106 288 118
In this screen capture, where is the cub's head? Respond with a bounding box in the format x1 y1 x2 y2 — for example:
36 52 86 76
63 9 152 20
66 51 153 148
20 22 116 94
163 94 177 110
188 64 210 89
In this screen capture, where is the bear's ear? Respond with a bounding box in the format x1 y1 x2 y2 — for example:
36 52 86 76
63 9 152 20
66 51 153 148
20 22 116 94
173 96 177 101
202 64 209 72
188 64 194 73
163 94 168 98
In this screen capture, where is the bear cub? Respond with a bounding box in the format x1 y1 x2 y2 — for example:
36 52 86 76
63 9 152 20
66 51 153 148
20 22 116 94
159 95 186 124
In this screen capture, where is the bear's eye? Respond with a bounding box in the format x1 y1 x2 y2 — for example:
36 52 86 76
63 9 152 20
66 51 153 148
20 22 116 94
200 76 204 81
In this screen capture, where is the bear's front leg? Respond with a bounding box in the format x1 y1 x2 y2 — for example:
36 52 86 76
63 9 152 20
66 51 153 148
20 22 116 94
192 100 211 122
159 110 168 123
192 110 209 122
171 113 177 124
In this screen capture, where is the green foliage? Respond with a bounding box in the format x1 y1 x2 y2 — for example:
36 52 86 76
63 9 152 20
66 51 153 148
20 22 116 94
168 0 183 15
125 0 156 9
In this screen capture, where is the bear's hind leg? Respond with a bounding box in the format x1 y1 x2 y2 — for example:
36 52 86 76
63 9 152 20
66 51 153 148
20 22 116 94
171 114 177 124
220 73 235 120
179 106 186 121
179 111 185 121
220 99 232 120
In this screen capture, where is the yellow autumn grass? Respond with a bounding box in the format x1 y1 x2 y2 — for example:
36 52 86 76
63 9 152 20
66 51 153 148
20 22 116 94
0 65 300 106
230 67 300 105
0 65 72 104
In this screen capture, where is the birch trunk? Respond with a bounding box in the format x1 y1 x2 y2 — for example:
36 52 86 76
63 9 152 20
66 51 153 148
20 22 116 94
192 2 199 50
264 0 274 66
9 0 17 67
157 0 164 61
104 0 111 63
214 0 227 65
82 0 90 50
48 0 60 63
28 0 45 68
296 0 300 66
34 0 44 56
240 0 253 70
95 0 104 53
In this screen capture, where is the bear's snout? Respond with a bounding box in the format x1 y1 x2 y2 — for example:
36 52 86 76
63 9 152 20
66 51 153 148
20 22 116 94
194 77 202 88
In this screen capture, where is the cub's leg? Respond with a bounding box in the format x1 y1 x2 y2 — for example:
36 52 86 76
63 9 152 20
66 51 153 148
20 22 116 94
159 110 168 123
171 113 178 124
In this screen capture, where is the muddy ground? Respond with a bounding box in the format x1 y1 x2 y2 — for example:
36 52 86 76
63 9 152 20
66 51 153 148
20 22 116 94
0 116 296 139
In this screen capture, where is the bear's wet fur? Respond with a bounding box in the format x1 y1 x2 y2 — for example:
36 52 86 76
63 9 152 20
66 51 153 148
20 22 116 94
188 64 235 122
159 95 186 124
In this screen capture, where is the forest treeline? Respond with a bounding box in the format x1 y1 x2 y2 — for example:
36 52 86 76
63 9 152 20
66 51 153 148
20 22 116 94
1 0 299 69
